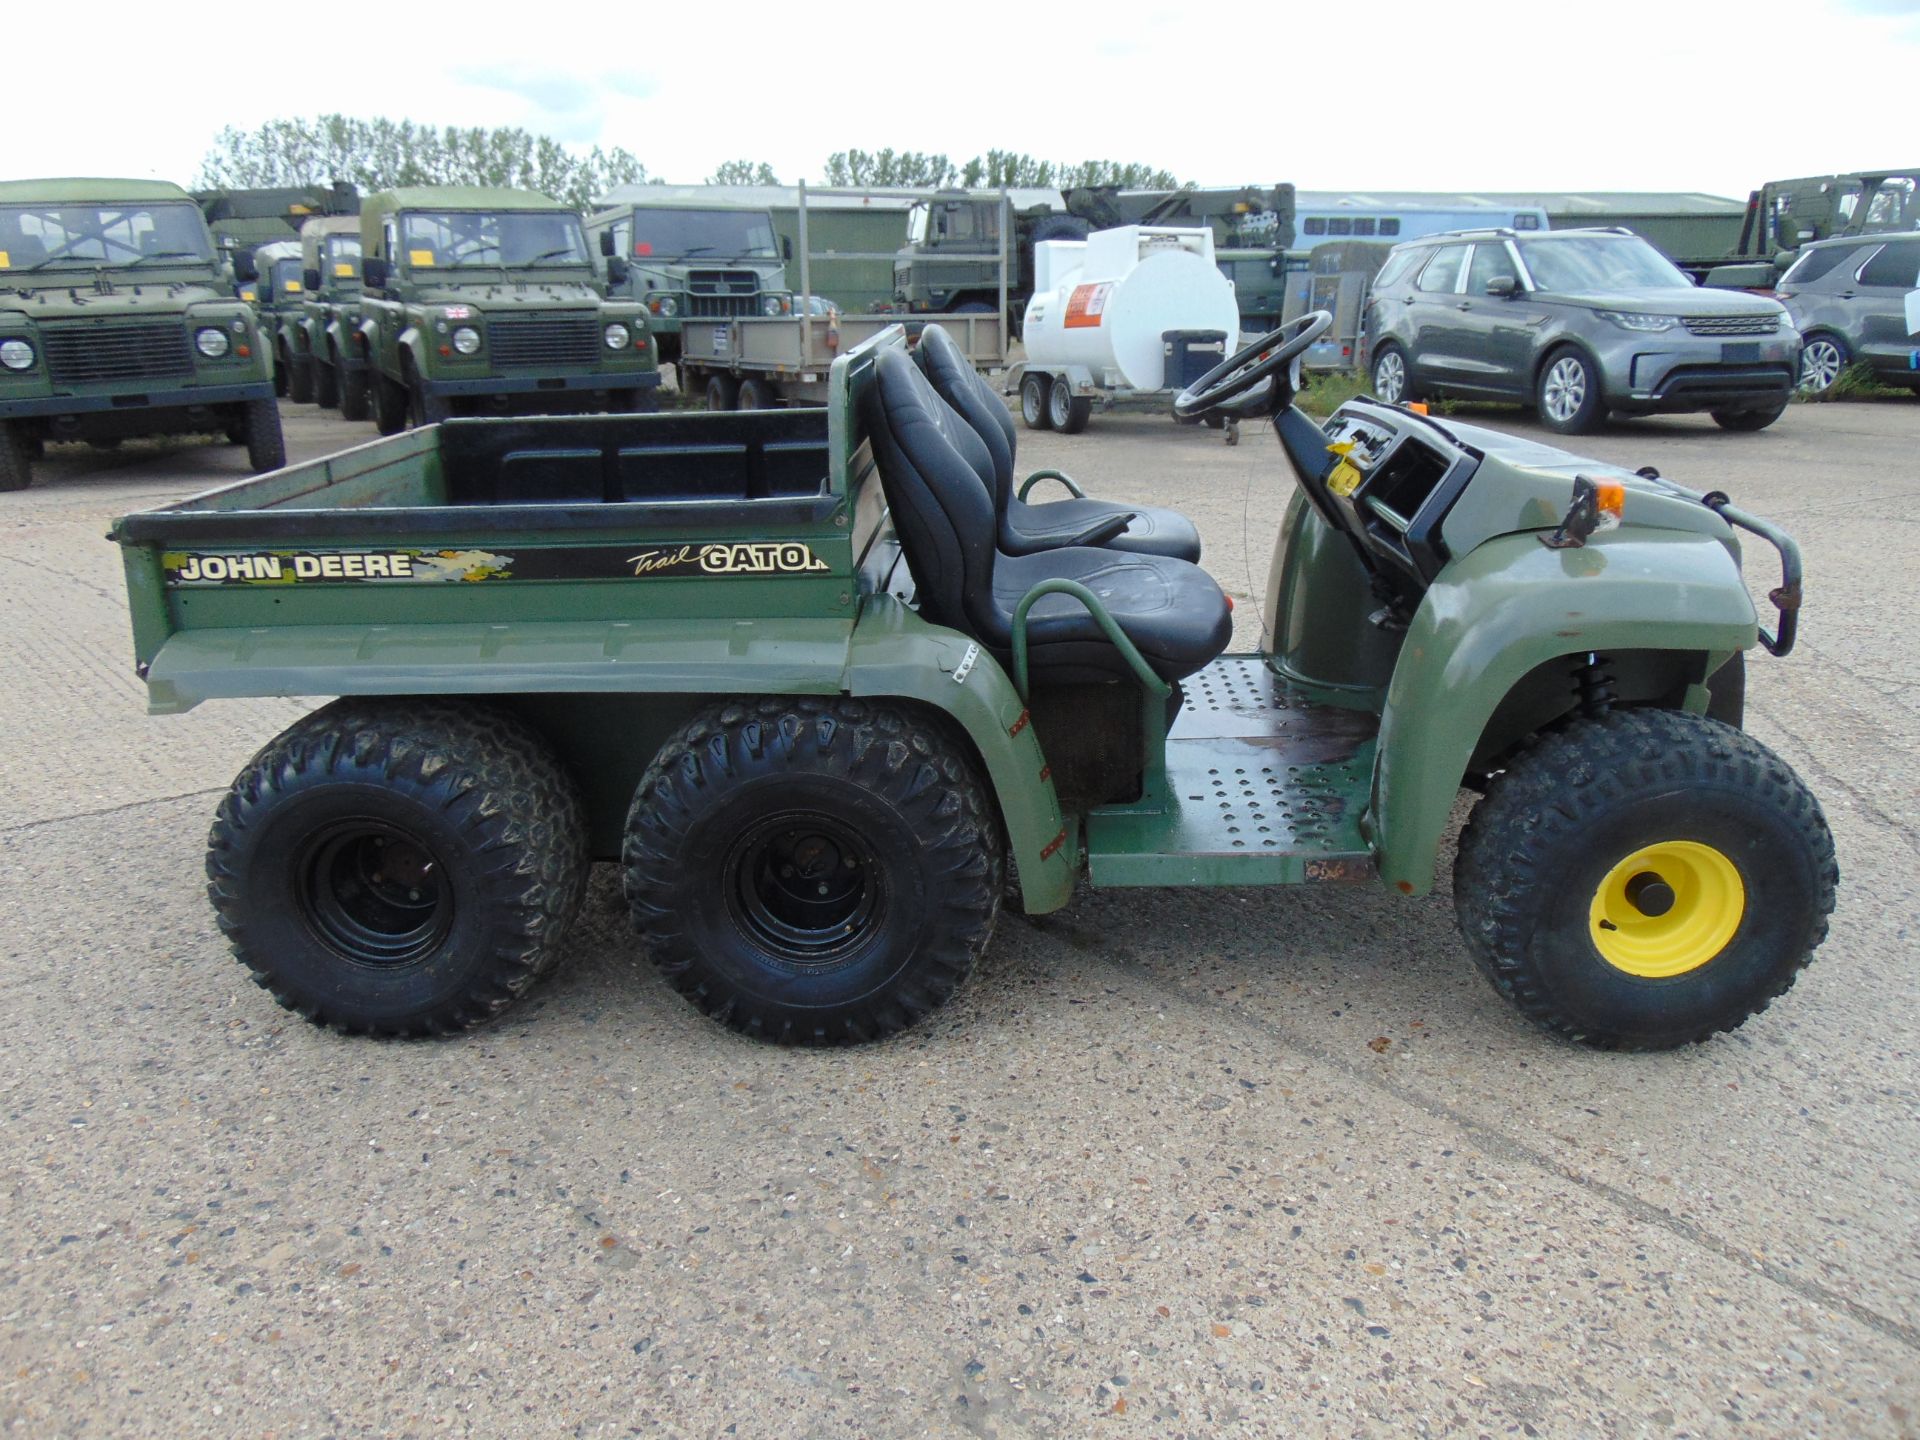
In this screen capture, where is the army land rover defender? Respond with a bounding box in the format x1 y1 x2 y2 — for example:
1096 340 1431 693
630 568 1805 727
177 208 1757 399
287 215 366 417
0 178 284 491
354 186 659 432
244 240 305 397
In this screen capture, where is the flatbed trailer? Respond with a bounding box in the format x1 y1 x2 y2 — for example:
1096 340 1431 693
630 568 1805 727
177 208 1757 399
681 310 1005 409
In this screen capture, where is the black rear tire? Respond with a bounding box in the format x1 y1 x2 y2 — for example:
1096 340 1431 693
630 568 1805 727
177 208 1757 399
1454 709 1836 1050
737 377 777 410
0 422 31 493
1710 400 1788 432
207 699 589 1036
287 353 315 405
339 363 372 422
1020 373 1052 431
241 397 285 473
622 697 1004 1046
313 359 340 410
705 373 739 412
373 370 408 435
1047 376 1091 434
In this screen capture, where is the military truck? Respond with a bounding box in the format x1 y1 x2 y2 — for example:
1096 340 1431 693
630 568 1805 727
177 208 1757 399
198 182 358 272
284 215 366 417
245 240 306 397
893 188 1099 330
1705 169 1920 289
587 196 793 367
353 186 659 432
109 313 1834 1055
0 177 283 491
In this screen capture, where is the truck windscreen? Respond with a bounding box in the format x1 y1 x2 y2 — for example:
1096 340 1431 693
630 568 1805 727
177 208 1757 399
0 202 214 271
324 234 362 279
400 212 590 268
629 210 778 260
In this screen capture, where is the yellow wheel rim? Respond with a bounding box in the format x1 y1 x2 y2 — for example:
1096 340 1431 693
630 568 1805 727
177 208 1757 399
1589 840 1745 978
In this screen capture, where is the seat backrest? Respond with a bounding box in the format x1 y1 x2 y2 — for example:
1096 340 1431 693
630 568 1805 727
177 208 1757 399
914 323 1016 502
862 347 1002 639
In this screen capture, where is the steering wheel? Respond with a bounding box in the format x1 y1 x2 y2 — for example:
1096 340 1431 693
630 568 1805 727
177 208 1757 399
1173 311 1333 420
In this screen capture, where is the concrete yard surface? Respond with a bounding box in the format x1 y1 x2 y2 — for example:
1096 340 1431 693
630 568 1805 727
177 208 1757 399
1 396 1916 1439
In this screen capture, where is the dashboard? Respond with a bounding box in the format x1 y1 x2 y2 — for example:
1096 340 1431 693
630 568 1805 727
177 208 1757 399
1316 401 1480 595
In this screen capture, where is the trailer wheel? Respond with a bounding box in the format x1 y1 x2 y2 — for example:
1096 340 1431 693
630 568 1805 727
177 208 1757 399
287 352 315 405
373 370 408 435
622 697 1005 1046
339 362 372 422
1020 373 1053 430
240 398 286 473
1454 709 1836 1050
1047 376 1091 434
705 374 740 412
737 377 777 410
314 358 341 410
207 699 589 1037
0 422 31 493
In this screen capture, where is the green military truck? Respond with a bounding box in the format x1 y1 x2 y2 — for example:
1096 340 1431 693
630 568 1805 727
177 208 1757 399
284 215 366 417
0 178 283 492
354 186 659 432
586 195 792 367
109 314 1834 1054
893 188 1086 328
243 240 305 397
1705 169 1920 288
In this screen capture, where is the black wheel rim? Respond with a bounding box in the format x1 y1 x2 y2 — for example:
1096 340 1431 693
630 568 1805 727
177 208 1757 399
297 819 453 966
725 812 882 966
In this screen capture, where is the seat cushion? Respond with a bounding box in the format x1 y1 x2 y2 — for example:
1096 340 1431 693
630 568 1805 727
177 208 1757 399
988 546 1232 686
1005 497 1203 564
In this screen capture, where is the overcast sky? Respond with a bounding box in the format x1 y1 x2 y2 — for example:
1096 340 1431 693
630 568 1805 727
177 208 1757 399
10 0 1918 198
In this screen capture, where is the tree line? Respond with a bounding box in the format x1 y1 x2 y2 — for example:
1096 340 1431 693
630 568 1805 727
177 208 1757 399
195 118 1184 207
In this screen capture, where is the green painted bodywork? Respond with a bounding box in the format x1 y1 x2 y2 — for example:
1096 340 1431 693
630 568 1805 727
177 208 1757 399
356 186 656 408
290 216 364 382
585 200 791 361
0 177 274 434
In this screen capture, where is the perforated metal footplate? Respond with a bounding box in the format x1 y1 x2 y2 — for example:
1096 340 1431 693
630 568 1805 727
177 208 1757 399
1085 655 1378 887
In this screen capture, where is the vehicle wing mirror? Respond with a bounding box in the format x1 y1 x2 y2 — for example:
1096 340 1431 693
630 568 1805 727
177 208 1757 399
232 252 258 283
782 235 793 261
303 267 322 291
599 229 616 258
362 255 389 290
1485 275 1518 298
606 255 629 286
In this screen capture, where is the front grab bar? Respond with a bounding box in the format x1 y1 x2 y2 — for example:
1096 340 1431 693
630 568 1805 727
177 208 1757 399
1703 492 1802 657
1009 578 1172 703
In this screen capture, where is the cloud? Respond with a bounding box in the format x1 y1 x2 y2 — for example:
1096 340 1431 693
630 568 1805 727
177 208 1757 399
446 64 660 145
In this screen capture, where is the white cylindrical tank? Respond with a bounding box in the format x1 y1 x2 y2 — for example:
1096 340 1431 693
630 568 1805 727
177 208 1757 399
1022 226 1240 391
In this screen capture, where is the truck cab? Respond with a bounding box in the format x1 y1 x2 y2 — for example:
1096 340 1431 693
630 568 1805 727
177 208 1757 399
283 215 366 415
245 241 306 397
0 177 283 491
587 200 793 367
354 186 659 432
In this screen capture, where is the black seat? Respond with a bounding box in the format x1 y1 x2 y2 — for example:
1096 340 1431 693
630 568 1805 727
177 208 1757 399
864 347 1230 687
912 324 1203 563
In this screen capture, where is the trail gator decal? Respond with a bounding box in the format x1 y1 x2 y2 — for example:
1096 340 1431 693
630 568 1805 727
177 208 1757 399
160 541 836 587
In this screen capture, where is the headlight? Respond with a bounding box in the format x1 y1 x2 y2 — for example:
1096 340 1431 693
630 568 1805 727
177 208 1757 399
651 295 678 318
195 327 230 357
762 294 785 317
452 326 482 355
603 322 630 350
0 339 33 371
1596 310 1679 333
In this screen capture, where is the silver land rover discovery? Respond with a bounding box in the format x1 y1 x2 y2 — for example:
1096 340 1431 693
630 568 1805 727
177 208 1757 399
1361 227 1801 434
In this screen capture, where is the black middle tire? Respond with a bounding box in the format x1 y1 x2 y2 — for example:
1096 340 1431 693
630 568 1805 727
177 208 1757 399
339 364 372 422
1536 347 1604 434
1454 708 1836 1050
314 359 341 410
1020 373 1052 431
287 352 315 405
0 422 31 493
622 697 1005 1046
241 397 286 473
207 699 589 1036
1047 376 1091 434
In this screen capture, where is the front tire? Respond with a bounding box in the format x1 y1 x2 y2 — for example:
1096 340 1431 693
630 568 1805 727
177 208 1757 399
1047 376 1091 434
1711 399 1789 432
339 363 372 422
0 422 31 493
1454 709 1836 1050
622 698 1005 1046
1536 348 1604 434
207 700 589 1036
313 359 340 410
373 370 408 435
240 398 285 473
287 352 315 405
1020 373 1053 431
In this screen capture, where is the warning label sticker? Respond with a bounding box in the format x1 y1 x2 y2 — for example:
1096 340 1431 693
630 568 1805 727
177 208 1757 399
1063 283 1112 329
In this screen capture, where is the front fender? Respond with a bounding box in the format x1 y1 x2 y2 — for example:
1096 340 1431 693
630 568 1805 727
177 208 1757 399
1372 528 1760 895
